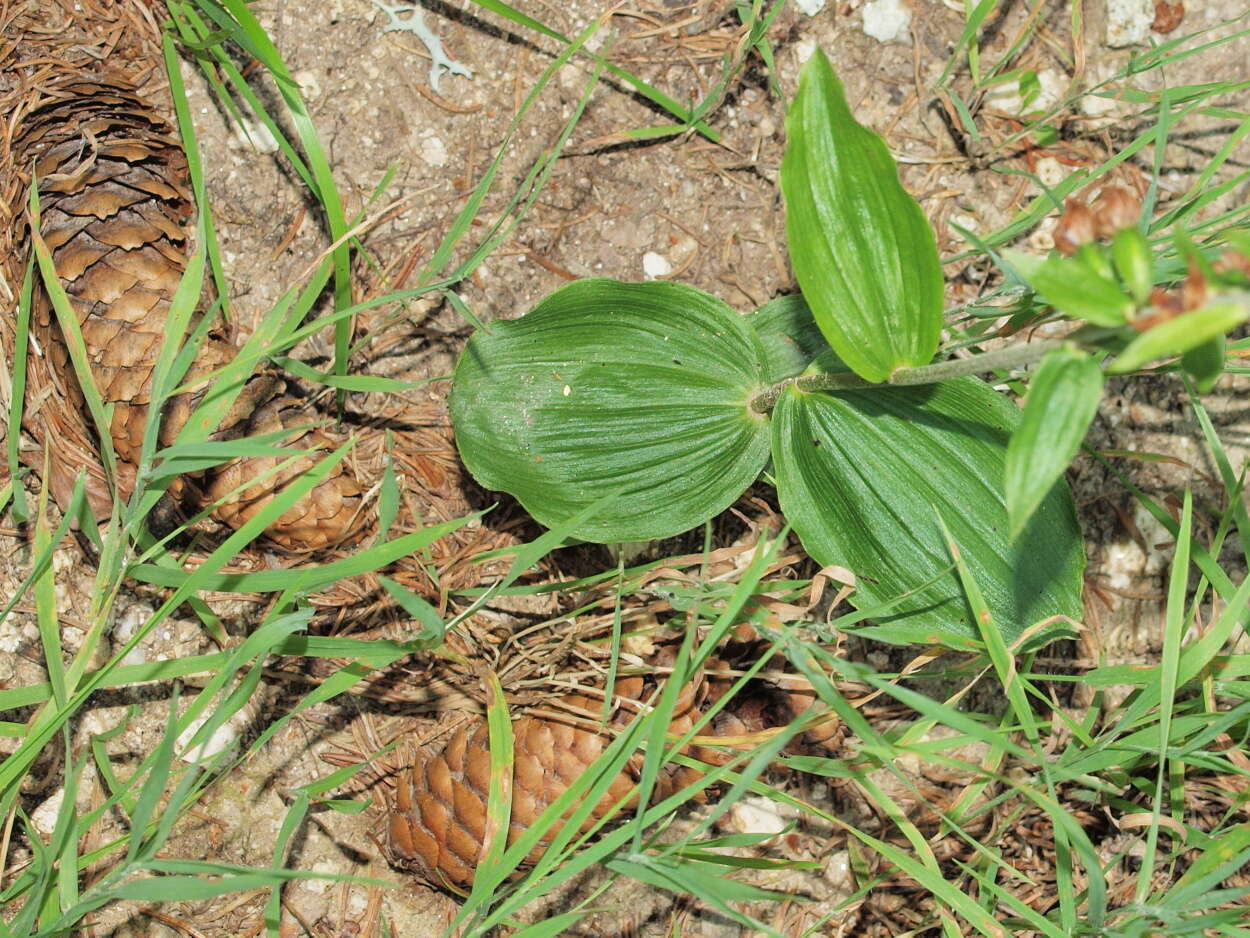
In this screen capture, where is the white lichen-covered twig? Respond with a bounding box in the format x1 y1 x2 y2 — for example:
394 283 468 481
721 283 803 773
368 0 472 93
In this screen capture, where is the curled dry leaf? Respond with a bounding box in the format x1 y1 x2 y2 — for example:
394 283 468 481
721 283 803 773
1089 186 1142 239
1052 199 1096 256
1152 1 1184 33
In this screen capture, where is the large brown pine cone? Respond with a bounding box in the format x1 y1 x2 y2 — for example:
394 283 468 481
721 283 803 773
1 0 365 550
386 659 838 890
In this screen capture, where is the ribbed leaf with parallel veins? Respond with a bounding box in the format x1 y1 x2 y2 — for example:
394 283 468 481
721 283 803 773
772 377 1084 645
780 49 943 383
451 279 771 542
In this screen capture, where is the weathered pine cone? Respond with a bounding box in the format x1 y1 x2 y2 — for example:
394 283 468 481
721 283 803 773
1 0 365 550
387 659 838 890
206 396 365 552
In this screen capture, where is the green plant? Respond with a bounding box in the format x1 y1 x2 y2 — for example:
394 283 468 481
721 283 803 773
449 48 1250 648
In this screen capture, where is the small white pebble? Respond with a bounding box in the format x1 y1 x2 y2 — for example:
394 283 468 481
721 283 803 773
1106 0 1154 47
949 213 977 234
642 251 672 280
621 633 657 658
795 0 827 13
862 0 912 43
292 69 322 101
177 712 241 763
420 135 448 168
226 116 279 155
112 603 151 668
824 851 854 892
1033 156 1066 189
727 795 788 838
986 68 1064 115
31 787 67 837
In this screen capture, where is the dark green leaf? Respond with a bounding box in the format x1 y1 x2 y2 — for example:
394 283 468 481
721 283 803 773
1005 347 1104 540
1003 249 1134 326
378 575 445 646
780 49 943 382
772 377 1084 644
451 279 771 542
746 294 832 383
316 798 370 815
1110 301 1248 373
1181 334 1226 393
376 444 400 542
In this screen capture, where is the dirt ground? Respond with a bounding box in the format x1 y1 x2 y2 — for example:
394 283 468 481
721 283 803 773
4 0 1250 935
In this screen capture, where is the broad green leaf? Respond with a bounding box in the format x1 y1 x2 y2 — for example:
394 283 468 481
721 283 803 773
746 294 831 383
1005 347 1104 540
450 279 771 542
1003 248 1134 326
772 377 1084 644
1109 300 1249 373
780 49 942 383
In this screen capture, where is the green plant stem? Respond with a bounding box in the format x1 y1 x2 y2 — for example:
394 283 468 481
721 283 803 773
750 332 1101 413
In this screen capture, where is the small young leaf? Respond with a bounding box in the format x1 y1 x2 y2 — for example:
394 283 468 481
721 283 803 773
1222 228 1250 255
1181 334 1226 393
1005 347 1104 540
1018 70 1041 109
1031 124 1059 147
780 49 943 383
1111 227 1154 305
451 279 771 542
1003 249 1134 326
772 377 1084 644
1109 301 1249 374
746 293 832 383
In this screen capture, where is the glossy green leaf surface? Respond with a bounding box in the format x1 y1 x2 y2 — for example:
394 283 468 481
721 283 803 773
780 49 943 383
1004 249 1134 326
772 377 1084 644
451 279 771 542
1005 347 1103 540
1109 300 1249 374
746 294 832 383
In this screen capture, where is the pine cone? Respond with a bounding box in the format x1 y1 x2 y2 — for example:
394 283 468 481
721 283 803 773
206 396 365 552
386 661 837 890
1 0 366 549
